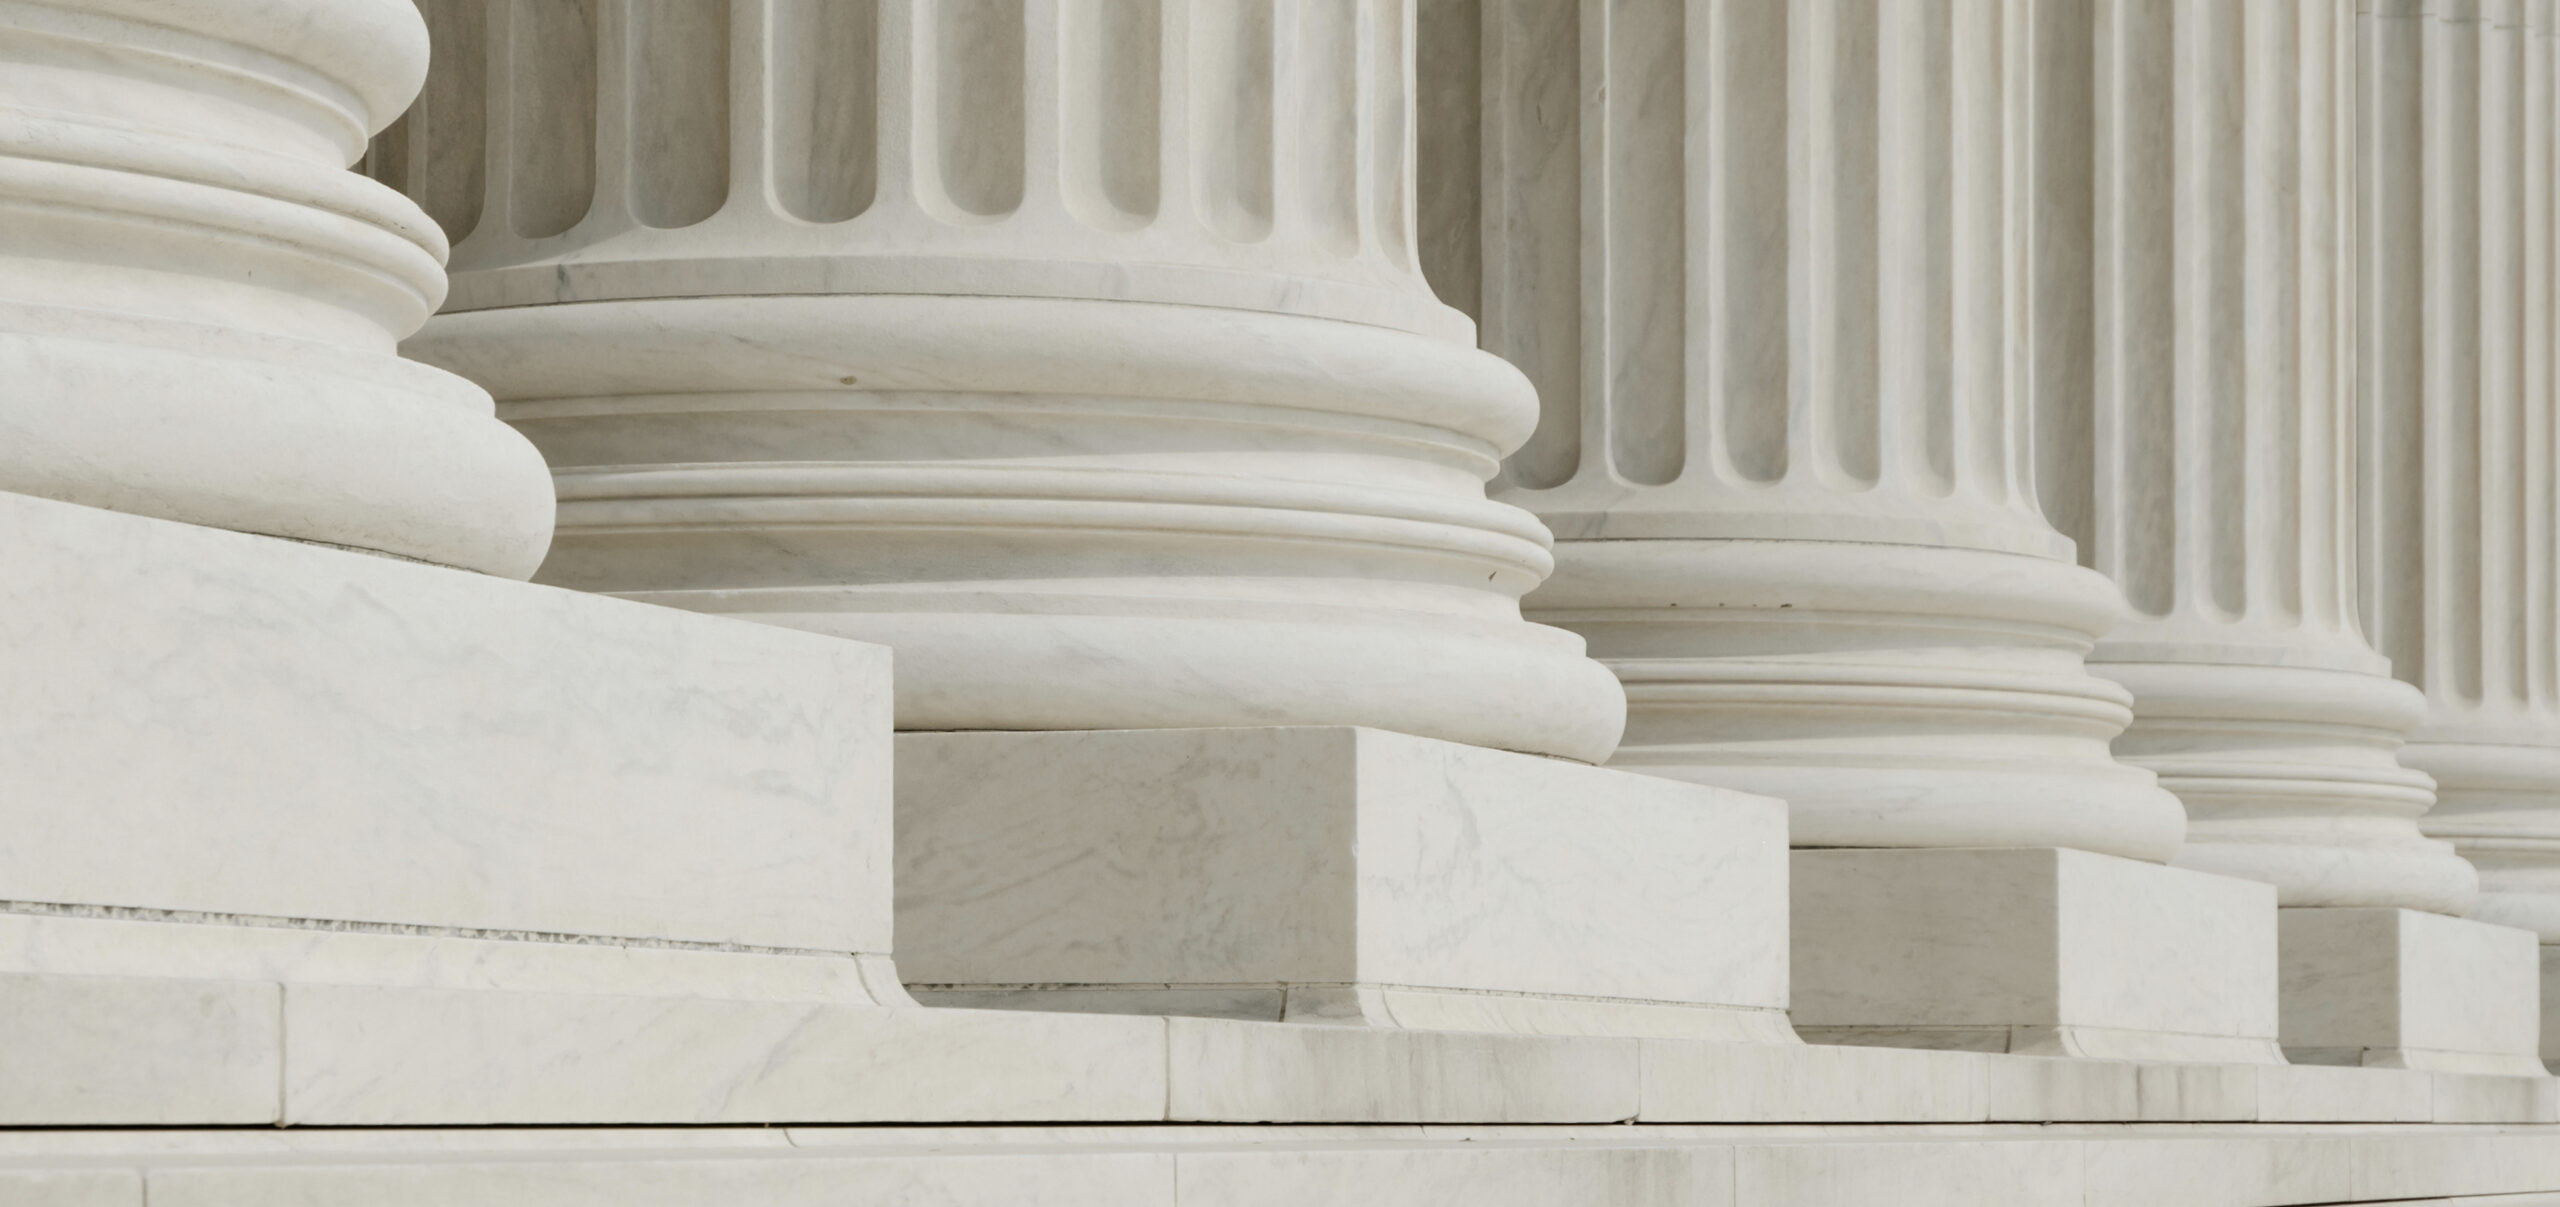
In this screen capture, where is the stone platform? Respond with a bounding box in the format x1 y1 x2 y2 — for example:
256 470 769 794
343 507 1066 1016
0 913 2549 1130
10 1120 2560 1207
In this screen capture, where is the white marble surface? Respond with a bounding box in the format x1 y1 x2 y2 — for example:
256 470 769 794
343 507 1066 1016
1636 1041 1981 1123
2547 946 2560 1063
2280 908 2546 1075
391 1 1472 341
1979 1058 2255 1124
0 0 553 575
2352 1128 2560 1200
0 974 275 1125
2025 1 2474 915
1166 1018 1639 1124
145 1152 1175 1207
21 1120 2560 1207
0 911 897 1006
0 1170 136 1207
2076 1133 2359 1207
2257 1064 2434 1123
281 985 1166 1126
2357 0 2560 944
1425 0 2188 860
0 490 891 954
1732 1138 2081 1207
1792 848 2282 1063
895 726 1787 1035
392 0 1632 763
1176 1145 1731 1207
2433 1072 2560 1124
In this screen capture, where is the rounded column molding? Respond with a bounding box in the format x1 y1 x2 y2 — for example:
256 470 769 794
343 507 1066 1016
390 0 1625 762
0 0 555 577
1419 0 2186 859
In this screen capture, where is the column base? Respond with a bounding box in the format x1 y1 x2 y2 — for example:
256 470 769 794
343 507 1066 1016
1791 848 2283 1063
894 726 1794 1041
417 293 1630 765
2280 908 2545 1076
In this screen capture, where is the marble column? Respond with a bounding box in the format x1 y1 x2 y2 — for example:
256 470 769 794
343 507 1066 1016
0 0 554 577
1424 0 2283 1062
387 0 1626 763
2360 0 2560 1063
1423 0 2185 859
2035 0 2475 913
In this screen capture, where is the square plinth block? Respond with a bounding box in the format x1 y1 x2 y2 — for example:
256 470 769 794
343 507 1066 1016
894 726 1793 1041
2546 946 2560 1068
1791 848 2283 1063
0 489 894 957
2279 907 2546 1076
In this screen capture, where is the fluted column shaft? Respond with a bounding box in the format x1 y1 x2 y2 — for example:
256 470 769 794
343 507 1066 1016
1423 0 2186 858
389 0 1626 762
0 0 552 576
2041 0 2473 912
2361 0 2560 938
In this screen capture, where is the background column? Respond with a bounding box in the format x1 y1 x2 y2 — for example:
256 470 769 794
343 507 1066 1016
0 0 553 576
2361 0 2560 1068
1423 0 2181 858
1424 0 2279 1062
2040 0 2474 913
2025 0 2538 1073
2366 0 2560 946
385 0 1626 763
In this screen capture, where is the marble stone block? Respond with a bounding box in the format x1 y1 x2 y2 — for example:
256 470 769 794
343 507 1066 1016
1164 1018 1639 1124
895 726 1791 1040
0 973 277 1125
145 1151 1174 1207
1635 1041 1983 1123
0 1170 138 1207
2548 946 2560 1067
1175 1146 1732 1207
2278 908 2546 1076
2430 1071 2560 1123
2255 1064 2434 1123
1791 848 2283 1063
0 489 890 954
280 985 1166 1126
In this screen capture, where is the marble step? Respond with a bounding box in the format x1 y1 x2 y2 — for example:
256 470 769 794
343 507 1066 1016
8 1120 2560 1207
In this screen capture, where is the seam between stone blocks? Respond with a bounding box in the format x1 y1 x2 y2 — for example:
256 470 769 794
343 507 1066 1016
274 980 289 1128
0 900 863 960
